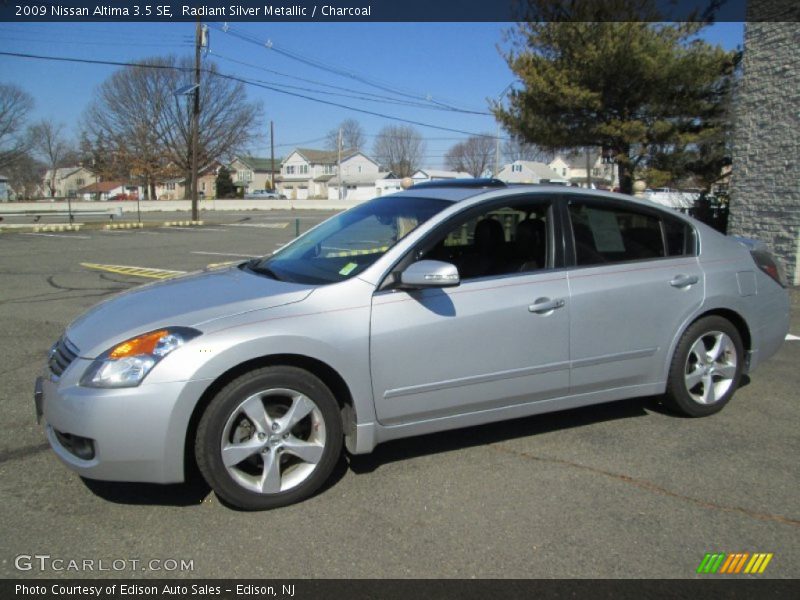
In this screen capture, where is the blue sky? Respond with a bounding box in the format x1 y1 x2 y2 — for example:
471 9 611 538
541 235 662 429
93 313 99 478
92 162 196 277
0 21 743 168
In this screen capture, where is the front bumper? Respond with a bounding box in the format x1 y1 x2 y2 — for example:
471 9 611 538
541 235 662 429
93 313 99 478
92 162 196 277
37 363 211 484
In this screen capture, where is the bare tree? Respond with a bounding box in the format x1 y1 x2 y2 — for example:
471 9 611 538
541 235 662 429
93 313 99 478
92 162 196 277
5 152 43 200
325 118 366 152
29 120 71 197
502 137 551 164
157 58 262 198
445 134 495 177
0 83 34 171
373 125 426 178
84 56 262 199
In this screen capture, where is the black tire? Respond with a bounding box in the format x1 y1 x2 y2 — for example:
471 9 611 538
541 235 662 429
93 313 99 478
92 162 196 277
664 316 744 417
195 366 343 510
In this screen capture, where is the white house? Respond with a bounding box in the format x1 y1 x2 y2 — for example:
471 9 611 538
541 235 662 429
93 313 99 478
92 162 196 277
77 181 141 202
280 148 380 200
42 166 95 198
411 169 472 183
328 172 395 202
548 152 618 189
496 161 567 185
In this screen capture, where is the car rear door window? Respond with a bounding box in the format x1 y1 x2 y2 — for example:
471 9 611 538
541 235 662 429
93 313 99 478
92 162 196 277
568 202 666 265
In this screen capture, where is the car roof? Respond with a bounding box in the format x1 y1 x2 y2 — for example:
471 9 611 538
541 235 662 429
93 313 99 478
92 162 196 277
398 181 690 215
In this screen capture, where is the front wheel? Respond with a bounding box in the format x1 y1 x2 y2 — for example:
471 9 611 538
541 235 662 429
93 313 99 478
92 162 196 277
665 316 744 417
195 366 343 510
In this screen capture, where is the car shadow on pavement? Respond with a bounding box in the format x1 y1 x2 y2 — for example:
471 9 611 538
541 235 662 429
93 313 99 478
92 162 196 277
80 475 211 507
348 395 666 475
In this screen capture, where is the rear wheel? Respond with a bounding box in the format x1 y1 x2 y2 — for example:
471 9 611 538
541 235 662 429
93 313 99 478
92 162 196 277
665 316 744 417
195 366 343 510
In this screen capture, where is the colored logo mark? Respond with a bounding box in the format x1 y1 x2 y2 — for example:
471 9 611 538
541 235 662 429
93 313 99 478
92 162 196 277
697 552 773 574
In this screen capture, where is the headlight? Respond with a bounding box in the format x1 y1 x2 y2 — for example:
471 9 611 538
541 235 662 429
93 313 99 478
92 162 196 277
81 327 201 388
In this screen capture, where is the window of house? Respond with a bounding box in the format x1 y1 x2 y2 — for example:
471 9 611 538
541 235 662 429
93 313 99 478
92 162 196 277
286 166 295 175
76 178 84 186
568 202 670 265
562 168 567 176
299 165 309 175
418 199 552 280
512 164 522 173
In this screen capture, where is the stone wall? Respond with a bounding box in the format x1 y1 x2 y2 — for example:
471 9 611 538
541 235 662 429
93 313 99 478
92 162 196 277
729 14 800 285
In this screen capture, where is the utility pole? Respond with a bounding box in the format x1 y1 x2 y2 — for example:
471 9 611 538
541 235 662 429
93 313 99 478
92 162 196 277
270 120 275 191
191 17 201 221
337 127 342 200
586 146 592 189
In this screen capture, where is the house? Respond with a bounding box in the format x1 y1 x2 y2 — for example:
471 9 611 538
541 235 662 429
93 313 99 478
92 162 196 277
229 156 281 195
155 163 222 200
496 161 567 185
411 169 472 183
77 181 141 202
0 175 8 202
280 148 380 200
328 172 395 202
42 166 95 198
155 177 186 201
548 152 617 189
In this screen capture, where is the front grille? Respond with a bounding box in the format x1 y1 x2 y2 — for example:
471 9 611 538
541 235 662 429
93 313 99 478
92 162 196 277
49 336 79 377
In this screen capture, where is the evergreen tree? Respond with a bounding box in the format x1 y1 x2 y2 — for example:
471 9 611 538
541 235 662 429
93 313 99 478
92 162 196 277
493 0 739 194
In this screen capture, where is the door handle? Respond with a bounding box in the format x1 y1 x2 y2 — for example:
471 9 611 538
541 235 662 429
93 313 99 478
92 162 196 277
528 297 566 314
669 274 699 288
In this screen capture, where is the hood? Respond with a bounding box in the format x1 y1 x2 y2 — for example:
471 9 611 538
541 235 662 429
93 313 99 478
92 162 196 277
66 266 314 358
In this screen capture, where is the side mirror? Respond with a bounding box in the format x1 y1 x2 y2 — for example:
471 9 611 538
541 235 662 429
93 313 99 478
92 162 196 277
400 260 460 289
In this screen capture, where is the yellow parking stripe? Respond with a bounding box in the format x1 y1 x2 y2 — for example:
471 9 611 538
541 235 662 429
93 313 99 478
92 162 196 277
81 263 186 280
757 554 773 573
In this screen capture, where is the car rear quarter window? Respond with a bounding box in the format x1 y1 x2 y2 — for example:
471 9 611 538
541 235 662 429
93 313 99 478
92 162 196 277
663 215 696 257
568 202 665 265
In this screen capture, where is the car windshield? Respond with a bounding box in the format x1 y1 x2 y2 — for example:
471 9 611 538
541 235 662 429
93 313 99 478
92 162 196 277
248 195 450 284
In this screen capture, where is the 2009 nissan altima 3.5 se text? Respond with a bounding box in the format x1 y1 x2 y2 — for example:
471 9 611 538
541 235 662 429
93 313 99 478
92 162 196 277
35 181 790 510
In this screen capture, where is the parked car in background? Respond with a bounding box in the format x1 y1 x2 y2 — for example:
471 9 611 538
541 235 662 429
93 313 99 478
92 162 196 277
35 180 789 510
245 189 285 199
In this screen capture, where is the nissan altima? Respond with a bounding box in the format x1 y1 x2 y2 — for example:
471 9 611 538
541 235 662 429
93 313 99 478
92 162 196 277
36 181 790 509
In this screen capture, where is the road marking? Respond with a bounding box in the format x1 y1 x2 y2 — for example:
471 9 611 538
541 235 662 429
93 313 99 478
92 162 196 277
786 334 800 341
228 222 289 229
22 232 91 239
163 226 228 232
191 251 260 258
81 262 186 279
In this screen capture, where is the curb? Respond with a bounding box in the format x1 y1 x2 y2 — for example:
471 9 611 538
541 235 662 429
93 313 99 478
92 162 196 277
163 221 205 227
32 224 83 233
104 222 144 230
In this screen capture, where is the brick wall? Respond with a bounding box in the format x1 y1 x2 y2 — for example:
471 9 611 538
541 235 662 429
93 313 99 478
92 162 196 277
729 13 800 285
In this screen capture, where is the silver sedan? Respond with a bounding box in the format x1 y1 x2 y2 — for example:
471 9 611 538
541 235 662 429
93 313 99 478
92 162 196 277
36 181 790 510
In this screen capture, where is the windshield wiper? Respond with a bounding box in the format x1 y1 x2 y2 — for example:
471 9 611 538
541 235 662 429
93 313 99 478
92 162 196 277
245 259 281 281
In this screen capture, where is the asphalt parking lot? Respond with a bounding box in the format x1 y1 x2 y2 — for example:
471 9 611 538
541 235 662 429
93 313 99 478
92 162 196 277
0 212 798 579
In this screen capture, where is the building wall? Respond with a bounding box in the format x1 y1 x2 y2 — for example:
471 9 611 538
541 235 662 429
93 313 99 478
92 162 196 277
729 16 800 285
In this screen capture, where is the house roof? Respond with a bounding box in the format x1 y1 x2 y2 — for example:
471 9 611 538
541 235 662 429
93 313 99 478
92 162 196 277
77 181 130 193
508 161 566 181
291 148 359 165
235 156 281 172
554 152 600 170
413 169 472 180
43 166 92 181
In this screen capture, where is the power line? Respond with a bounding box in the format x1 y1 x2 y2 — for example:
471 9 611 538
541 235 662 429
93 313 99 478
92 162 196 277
209 51 486 113
210 23 491 115
0 50 498 137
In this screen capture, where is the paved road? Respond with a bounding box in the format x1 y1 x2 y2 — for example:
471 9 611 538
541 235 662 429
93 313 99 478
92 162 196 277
0 218 798 579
